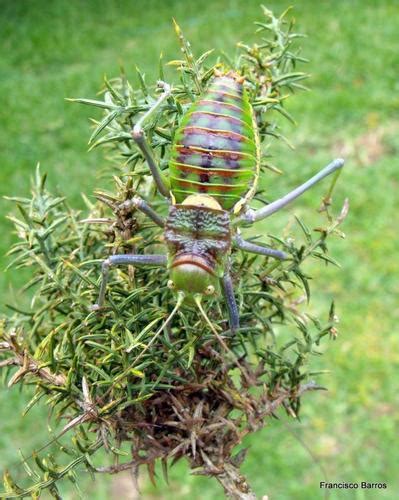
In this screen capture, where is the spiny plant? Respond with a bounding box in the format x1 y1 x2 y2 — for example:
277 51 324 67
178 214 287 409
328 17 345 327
0 6 348 499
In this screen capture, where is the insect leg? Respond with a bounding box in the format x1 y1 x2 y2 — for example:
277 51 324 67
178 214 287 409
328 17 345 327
132 81 172 198
92 254 167 309
233 234 288 260
221 264 240 334
237 158 344 225
119 195 165 227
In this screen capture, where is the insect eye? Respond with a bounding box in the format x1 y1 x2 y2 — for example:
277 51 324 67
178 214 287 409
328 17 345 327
205 285 215 295
167 280 175 290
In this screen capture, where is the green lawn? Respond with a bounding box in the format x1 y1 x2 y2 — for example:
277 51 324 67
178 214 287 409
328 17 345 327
1 0 398 498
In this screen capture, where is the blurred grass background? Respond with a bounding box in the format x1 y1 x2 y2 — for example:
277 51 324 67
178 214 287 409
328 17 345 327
1 0 398 498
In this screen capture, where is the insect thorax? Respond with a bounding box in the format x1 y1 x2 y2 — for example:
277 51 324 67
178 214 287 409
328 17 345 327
169 74 260 213
165 195 231 296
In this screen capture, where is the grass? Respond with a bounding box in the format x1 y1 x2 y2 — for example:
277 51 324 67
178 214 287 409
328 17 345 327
1 0 398 498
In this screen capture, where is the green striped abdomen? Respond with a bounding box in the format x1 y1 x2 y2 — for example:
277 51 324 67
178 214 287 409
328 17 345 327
169 75 260 211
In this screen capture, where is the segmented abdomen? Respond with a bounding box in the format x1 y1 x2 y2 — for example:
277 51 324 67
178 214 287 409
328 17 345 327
169 75 259 210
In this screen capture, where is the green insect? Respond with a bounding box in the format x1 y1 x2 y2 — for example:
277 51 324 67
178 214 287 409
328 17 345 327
92 72 344 333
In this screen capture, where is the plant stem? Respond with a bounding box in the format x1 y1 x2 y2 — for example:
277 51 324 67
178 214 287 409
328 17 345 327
216 463 257 500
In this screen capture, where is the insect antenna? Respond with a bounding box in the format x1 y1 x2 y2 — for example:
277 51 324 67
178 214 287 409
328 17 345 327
87 298 184 405
194 295 252 384
128 291 185 366
279 419 331 500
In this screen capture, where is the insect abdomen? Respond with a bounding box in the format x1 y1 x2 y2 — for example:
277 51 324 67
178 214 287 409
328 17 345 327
170 75 259 210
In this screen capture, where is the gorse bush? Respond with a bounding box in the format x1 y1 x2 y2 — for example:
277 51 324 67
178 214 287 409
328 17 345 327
0 7 347 499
